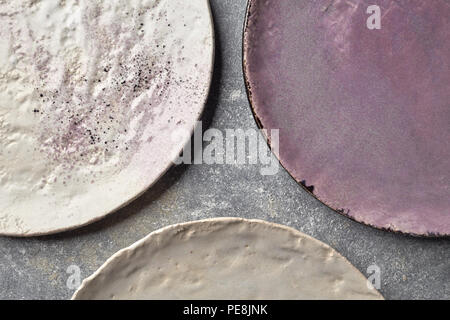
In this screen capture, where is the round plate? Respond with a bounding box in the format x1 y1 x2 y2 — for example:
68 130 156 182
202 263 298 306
0 0 214 236
72 218 383 300
243 0 450 236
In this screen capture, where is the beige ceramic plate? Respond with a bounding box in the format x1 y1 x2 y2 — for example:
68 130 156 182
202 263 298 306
0 0 214 236
73 218 383 300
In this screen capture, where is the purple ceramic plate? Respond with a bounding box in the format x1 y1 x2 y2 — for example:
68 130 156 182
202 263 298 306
243 0 450 236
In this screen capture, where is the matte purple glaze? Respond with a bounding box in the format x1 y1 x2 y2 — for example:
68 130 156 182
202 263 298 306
244 0 450 236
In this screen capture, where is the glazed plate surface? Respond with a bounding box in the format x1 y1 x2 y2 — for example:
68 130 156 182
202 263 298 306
243 0 450 236
0 0 214 236
73 218 383 300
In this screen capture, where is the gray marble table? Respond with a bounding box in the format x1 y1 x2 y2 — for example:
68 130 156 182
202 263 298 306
0 0 448 300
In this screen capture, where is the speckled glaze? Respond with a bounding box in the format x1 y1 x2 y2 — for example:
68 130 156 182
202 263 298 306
0 0 214 236
72 218 383 300
243 0 450 236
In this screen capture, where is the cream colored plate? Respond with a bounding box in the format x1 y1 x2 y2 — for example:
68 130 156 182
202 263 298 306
0 0 214 236
73 218 383 300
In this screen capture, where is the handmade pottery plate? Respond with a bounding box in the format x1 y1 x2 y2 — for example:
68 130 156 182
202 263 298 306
0 0 214 236
72 218 383 300
243 0 450 236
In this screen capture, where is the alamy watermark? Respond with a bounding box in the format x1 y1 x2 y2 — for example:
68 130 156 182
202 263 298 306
367 5 381 30
66 265 81 290
170 121 280 176
367 264 381 290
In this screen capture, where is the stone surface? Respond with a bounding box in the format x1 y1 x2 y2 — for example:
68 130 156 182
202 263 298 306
0 0 449 300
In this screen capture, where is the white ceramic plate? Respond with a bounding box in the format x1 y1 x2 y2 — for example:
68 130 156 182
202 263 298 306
73 218 383 300
0 0 214 236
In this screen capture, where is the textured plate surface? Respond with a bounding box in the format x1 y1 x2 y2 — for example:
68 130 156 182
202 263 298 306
0 0 214 236
243 0 450 236
72 218 383 300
